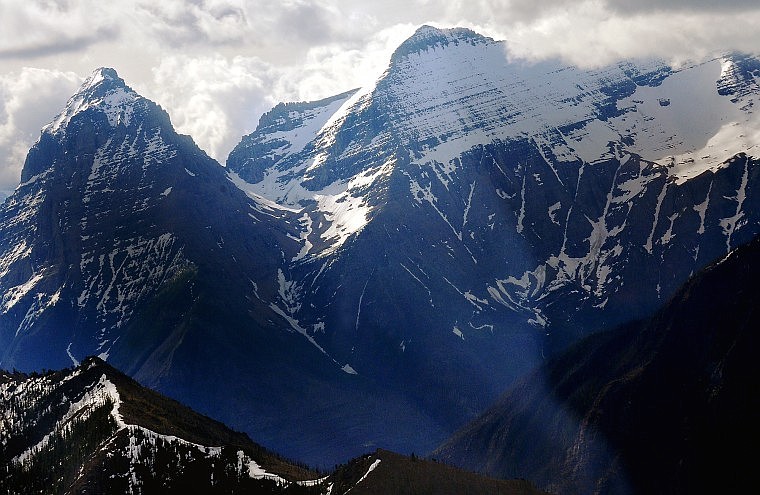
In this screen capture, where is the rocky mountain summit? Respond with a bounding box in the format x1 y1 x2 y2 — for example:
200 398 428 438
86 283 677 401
228 25 760 456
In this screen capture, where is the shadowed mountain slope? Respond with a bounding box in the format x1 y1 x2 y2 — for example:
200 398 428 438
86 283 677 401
436 232 760 493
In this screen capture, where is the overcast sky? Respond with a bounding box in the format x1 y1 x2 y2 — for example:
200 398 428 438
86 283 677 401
1 0 760 196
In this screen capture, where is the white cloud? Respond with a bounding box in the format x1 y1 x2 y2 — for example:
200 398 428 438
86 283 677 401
1 0 760 194
0 0 122 59
605 0 760 14
0 68 80 197
145 22 412 163
499 2 760 68
133 0 251 47
272 23 415 101
148 54 277 163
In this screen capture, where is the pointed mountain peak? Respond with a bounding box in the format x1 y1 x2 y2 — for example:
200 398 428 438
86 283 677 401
43 67 141 134
411 24 454 38
390 25 491 64
80 67 126 92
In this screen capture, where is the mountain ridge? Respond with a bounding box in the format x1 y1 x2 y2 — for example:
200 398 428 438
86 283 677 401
0 355 322 493
0 356 547 495
1 65 461 465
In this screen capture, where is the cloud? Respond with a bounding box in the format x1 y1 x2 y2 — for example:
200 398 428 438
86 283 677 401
272 1 340 45
498 2 760 67
143 20 412 162
145 22 410 163
0 27 120 60
130 1 371 54
0 0 123 60
149 55 278 163
403 1 760 67
0 68 81 196
134 0 250 47
2 0 760 194
605 0 760 14
272 23 415 101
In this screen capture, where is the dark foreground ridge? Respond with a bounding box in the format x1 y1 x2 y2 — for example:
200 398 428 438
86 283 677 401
0 357 546 494
0 356 319 494
331 449 548 495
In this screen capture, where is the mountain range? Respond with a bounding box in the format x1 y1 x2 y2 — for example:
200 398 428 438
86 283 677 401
1 25 758 490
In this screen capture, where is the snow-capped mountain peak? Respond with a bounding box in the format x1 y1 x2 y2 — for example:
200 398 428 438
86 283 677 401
0 65 303 374
224 30 760 457
43 67 140 135
390 25 491 64
80 66 123 92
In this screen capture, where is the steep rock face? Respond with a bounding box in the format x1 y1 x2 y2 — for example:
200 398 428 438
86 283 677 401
0 69 311 372
434 233 760 494
227 88 359 186
227 26 760 448
0 69 401 466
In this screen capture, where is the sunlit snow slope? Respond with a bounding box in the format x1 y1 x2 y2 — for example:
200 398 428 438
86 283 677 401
227 25 760 454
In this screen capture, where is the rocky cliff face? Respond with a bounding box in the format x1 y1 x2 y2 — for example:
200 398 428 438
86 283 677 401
0 69 385 465
0 68 299 373
228 25 760 447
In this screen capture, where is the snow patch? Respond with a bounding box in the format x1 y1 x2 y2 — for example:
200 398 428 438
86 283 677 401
237 451 287 484
342 364 358 375
0 240 32 279
350 459 381 491
645 180 668 254
227 171 301 213
719 156 750 252
548 201 562 225
292 213 314 262
1 273 43 313
66 343 79 367
315 159 395 254
693 182 712 235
